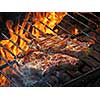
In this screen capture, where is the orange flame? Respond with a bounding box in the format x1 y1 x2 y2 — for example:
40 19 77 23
72 27 79 35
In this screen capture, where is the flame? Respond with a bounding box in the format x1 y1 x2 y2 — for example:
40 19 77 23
72 27 79 35
32 12 67 37
0 12 67 86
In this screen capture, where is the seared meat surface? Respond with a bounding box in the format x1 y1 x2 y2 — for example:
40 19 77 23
13 33 92 86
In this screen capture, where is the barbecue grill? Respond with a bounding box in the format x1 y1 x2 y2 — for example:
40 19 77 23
0 12 100 87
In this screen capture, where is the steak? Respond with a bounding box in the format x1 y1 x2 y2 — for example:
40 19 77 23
13 33 92 86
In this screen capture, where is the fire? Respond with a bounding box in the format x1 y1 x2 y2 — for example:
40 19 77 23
72 27 79 35
32 12 67 37
0 12 67 86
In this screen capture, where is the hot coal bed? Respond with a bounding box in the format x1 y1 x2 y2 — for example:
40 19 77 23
0 12 100 87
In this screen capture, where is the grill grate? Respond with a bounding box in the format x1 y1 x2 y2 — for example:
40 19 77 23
0 12 100 86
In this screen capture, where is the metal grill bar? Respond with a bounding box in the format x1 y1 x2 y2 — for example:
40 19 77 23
9 30 30 45
58 15 94 39
63 65 100 86
89 13 99 19
0 60 16 70
77 12 98 26
46 17 71 34
67 13 99 35
0 43 23 69
0 56 23 78
18 24 38 39
30 15 66 37
1 33 25 52
0 58 18 86
67 13 90 28
27 22 48 35
35 18 58 34
0 70 17 86
0 43 16 58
